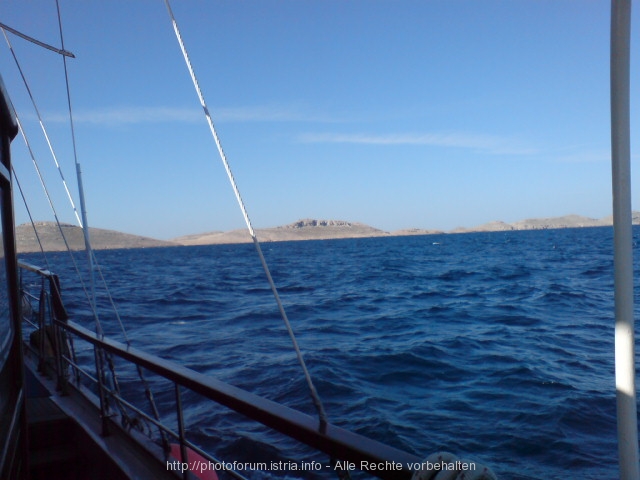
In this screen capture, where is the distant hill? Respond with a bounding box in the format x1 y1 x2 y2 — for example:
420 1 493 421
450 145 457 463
174 213 640 246
16 213 640 252
16 222 178 253
451 213 640 233
172 219 390 245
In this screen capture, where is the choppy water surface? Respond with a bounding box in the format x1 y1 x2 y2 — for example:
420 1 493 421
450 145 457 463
23 226 639 479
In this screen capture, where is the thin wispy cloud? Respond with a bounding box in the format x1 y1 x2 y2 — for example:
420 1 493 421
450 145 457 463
42 105 343 126
214 105 341 123
90 107 200 125
297 132 538 156
554 149 611 163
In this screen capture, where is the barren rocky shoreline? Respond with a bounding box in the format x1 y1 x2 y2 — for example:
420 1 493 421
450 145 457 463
172 213 640 246
16 213 639 252
16 222 177 253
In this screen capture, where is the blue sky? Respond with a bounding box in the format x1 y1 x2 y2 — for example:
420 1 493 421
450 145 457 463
0 0 636 240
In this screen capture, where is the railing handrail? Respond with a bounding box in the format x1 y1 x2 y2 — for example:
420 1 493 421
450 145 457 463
57 318 420 479
19 260 69 321
18 260 55 278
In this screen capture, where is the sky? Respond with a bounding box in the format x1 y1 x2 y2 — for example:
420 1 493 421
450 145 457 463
0 0 638 240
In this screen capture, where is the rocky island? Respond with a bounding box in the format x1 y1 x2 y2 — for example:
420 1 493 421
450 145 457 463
174 213 639 246
451 214 624 233
15 213 640 252
172 219 392 245
16 222 177 253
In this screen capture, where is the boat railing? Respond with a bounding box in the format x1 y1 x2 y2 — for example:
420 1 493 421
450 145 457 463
18 260 421 480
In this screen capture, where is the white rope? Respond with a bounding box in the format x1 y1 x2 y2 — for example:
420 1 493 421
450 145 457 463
163 0 328 430
13 112 104 335
52 0 135 344
61 0 165 438
1 27 84 229
3 16 132 344
54 0 97 308
2 24 107 336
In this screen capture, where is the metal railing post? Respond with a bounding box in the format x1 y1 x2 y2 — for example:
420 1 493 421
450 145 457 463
175 383 190 480
48 292 68 395
36 284 46 373
94 347 111 436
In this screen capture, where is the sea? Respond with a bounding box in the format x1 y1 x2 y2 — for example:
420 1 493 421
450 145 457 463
20 226 639 479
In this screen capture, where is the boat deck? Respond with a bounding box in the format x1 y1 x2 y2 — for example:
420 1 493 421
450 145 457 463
24 354 179 480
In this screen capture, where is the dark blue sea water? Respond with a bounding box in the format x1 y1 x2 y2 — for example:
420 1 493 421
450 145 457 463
21 226 640 479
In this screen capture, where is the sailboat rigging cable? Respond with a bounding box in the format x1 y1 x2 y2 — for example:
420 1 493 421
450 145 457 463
2 20 129 345
11 112 100 322
0 21 75 58
1 28 84 228
54 0 97 313
2 29 109 339
51 0 132 345
163 0 329 431
13 169 49 261
2 12 169 447
52 0 168 448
